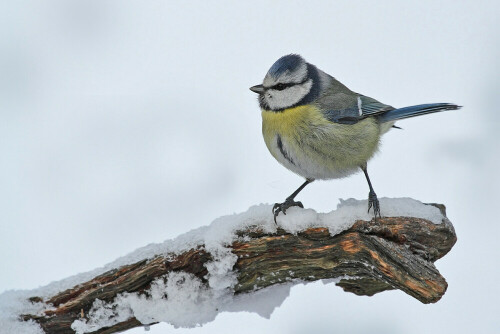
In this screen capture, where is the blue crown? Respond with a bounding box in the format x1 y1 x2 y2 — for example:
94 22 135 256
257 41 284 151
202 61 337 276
268 54 305 78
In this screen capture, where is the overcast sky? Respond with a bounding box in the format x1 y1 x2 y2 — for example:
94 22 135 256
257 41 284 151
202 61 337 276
1 1 499 333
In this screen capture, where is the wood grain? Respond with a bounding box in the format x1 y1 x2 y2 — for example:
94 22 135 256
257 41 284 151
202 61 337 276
22 206 456 334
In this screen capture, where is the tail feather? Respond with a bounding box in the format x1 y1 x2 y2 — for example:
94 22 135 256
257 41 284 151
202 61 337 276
377 103 461 123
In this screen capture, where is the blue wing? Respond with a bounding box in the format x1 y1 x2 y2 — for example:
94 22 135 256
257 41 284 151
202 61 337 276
358 95 394 117
316 77 460 125
321 95 394 125
321 95 459 125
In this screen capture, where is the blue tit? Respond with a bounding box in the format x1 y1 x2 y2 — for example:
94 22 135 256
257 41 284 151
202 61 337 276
249 54 460 223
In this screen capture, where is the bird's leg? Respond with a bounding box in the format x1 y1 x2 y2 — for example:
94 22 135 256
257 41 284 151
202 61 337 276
273 179 313 224
361 166 381 220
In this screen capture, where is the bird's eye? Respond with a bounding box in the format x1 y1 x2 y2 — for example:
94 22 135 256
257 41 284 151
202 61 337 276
274 83 287 91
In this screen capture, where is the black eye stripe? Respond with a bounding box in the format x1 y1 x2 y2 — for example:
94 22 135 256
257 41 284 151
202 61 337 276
266 78 310 91
273 83 291 90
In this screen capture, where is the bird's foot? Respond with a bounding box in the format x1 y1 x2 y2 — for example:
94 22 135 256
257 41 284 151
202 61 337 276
272 198 304 224
368 191 381 221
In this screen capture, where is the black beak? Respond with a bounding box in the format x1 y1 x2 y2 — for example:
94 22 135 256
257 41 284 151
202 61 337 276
249 84 265 94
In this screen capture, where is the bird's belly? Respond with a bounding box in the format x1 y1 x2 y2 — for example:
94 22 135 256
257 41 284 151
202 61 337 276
262 107 381 180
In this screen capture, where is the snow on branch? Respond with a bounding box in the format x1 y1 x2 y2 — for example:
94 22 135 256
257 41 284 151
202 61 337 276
0 198 456 334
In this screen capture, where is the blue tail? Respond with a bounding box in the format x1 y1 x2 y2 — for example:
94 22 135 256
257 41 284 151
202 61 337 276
377 103 461 123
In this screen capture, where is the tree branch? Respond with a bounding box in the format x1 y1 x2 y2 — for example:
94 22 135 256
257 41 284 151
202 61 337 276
22 204 456 334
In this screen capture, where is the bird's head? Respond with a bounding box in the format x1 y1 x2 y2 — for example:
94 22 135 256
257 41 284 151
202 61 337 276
250 54 320 111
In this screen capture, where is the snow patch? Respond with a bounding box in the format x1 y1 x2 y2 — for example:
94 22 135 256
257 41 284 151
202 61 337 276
278 197 444 234
0 198 445 333
0 291 47 334
72 272 224 331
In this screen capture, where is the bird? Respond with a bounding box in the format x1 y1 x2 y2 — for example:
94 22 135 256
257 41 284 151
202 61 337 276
249 54 460 223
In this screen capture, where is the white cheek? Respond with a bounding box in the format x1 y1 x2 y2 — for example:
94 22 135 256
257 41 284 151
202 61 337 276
265 80 313 110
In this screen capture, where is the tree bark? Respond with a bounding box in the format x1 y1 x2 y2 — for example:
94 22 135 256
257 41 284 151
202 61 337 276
22 204 456 334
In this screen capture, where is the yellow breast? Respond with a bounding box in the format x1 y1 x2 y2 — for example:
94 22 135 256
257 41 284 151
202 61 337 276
261 104 381 180
262 105 326 139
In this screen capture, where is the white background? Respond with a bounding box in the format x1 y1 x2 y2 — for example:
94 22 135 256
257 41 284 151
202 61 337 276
1 1 499 333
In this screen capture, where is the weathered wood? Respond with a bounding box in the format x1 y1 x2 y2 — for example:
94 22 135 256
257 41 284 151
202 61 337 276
22 207 456 334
